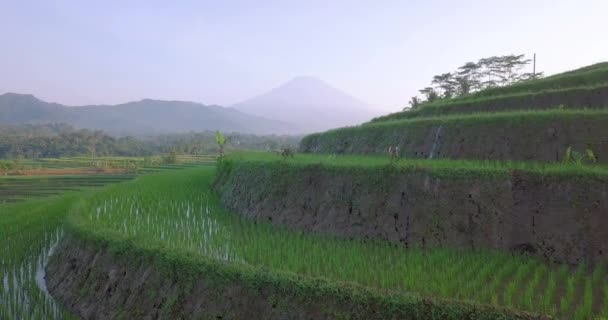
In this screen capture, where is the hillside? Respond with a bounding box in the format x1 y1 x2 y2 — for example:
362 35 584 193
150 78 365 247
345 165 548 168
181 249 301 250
233 76 378 132
371 62 608 122
301 61 608 162
0 93 292 135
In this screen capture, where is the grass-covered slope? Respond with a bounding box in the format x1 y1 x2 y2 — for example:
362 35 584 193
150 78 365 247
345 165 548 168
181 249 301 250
372 84 608 122
371 62 608 123
44 165 608 318
471 62 608 98
300 110 608 162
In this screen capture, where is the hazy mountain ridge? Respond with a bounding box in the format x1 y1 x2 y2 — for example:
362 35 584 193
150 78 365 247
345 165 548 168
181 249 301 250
233 76 378 132
0 93 294 135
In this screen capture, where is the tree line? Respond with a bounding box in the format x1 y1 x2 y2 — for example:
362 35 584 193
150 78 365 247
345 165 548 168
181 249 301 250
0 123 300 159
408 54 543 109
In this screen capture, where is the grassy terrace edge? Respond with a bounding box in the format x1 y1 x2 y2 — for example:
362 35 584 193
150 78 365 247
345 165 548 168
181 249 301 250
57 206 545 320
362 108 608 128
222 151 608 179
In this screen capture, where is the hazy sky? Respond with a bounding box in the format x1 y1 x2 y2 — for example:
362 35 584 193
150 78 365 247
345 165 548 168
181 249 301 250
1 0 606 112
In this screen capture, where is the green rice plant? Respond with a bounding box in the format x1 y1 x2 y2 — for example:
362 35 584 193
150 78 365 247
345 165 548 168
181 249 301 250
560 263 587 317
476 257 518 304
521 264 547 310
503 261 532 307
541 271 558 314
601 282 608 318
573 278 594 320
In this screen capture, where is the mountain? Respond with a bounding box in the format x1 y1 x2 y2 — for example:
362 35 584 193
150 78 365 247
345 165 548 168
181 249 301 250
233 76 378 132
0 93 292 135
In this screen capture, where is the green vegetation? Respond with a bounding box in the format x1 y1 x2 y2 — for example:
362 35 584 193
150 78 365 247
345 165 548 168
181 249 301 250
410 54 540 108
215 131 226 157
0 123 300 159
472 62 608 98
0 155 216 205
224 151 608 178
66 165 608 318
372 61 608 123
301 109 608 161
0 175 133 205
372 83 608 122
366 108 608 128
0 194 80 320
0 157 217 319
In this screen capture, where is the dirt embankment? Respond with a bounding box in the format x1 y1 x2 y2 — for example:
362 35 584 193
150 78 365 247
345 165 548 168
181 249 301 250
46 235 542 320
215 163 608 265
372 85 608 121
300 117 608 162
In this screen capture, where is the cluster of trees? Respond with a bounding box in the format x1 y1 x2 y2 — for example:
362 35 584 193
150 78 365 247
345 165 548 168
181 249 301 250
0 123 301 159
408 54 543 109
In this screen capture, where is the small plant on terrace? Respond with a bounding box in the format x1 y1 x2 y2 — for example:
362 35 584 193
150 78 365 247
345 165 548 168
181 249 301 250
215 130 226 158
563 146 597 166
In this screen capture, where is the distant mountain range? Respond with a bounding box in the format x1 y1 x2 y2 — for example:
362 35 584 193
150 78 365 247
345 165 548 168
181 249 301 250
233 76 377 132
0 93 291 135
0 77 377 135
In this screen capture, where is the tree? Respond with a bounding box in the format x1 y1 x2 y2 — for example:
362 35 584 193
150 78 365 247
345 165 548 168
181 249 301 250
215 130 226 157
419 87 439 103
520 71 544 82
457 62 482 92
478 56 503 88
499 54 531 84
408 96 421 110
432 72 457 98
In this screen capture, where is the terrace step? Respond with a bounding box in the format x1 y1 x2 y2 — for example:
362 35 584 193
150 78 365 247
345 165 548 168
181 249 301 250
215 156 608 265
300 110 608 163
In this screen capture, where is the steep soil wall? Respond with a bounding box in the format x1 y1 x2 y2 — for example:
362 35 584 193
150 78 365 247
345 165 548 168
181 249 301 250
300 115 608 162
215 162 608 264
372 85 608 122
46 234 541 320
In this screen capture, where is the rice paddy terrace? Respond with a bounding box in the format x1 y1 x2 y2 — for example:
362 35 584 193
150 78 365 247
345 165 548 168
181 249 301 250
5 62 608 320
0 155 215 319
46 164 608 319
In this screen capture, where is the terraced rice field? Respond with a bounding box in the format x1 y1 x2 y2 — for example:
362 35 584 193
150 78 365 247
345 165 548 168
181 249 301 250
0 155 216 319
73 166 608 319
0 194 78 320
0 175 133 205
0 155 216 205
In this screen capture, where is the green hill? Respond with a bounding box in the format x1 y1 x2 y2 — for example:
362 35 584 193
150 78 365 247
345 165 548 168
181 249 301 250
301 62 608 163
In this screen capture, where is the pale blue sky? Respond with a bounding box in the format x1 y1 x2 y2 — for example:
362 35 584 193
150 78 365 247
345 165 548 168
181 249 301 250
1 0 606 112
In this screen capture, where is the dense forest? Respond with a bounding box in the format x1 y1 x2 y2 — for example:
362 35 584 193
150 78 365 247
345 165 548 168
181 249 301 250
0 123 300 159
